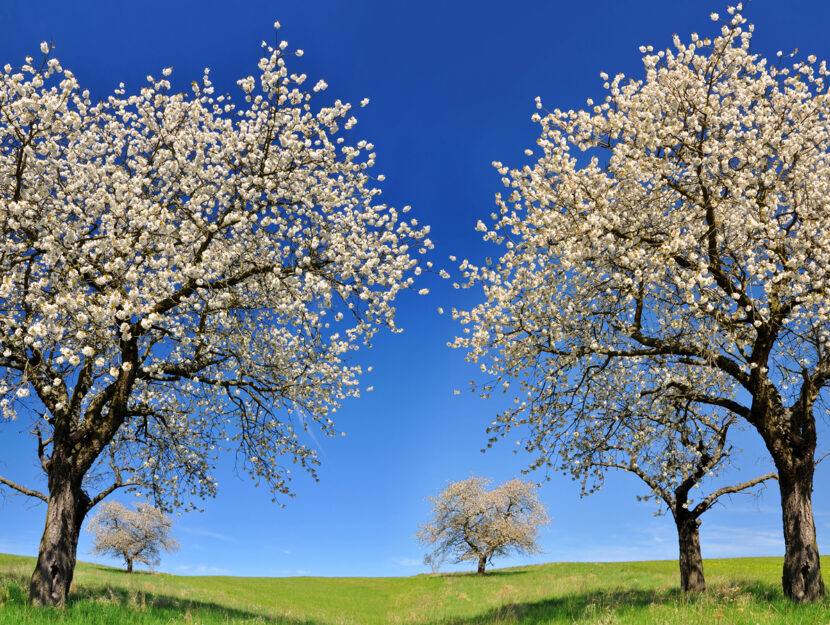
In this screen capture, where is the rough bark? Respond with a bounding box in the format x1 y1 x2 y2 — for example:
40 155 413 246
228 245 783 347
477 555 487 575
26 344 136 606
28 459 90 606
752 393 825 603
126 558 133 574
675 513 706 593
778 461 825 602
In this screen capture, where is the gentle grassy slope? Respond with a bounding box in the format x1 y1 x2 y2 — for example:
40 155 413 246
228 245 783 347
2 553 830 624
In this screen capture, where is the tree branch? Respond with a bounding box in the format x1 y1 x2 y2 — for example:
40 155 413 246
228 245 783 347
692 472 778 518
87 480 141 511
36 425 51 474
629 330 752 390
662 381 751 419
0 475 47 502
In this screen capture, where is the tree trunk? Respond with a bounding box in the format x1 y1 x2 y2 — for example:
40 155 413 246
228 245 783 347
757 398 826 603
29 468 89 606
778 465 824 602
27 338 135 605
126 558 133 574
675 513 705 593
477 555 486 575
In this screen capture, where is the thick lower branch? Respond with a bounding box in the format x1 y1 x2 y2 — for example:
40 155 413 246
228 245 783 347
660 382 750 419
88 480 141 510
693 472 777 517
0 475 47 502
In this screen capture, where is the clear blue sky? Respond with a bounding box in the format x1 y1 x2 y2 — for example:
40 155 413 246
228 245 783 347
1 0 829 578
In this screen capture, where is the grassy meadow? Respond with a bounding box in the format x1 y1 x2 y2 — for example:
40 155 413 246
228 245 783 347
1 553 830 624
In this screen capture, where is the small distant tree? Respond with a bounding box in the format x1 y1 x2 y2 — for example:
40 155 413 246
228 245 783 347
87 502 179 573
423 552 444 574
416 476 548 575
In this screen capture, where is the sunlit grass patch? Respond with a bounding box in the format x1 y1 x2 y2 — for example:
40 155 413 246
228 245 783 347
1 554 829 624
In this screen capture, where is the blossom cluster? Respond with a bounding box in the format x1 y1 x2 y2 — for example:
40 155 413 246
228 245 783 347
416 476 548 566
0 34 431 509
453 5 830 488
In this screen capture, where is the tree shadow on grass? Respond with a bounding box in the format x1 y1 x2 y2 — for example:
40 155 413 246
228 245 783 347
1 571 321 625
420 581 788 625
432 570 529 579
73 585 321 623
424 588 682 625
85 563 131 574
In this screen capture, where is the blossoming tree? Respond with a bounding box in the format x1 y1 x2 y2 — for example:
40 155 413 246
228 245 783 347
556 392 776 592
416 476 548 575
453 5 830 601
0 31 430 606
87 501 179 573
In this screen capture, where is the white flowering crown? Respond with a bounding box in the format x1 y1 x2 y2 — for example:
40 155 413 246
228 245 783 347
453 4 830 485
0 28 431 509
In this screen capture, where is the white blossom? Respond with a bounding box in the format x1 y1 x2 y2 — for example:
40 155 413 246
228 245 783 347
0 24 431 603
87 502 178 573
452 6 830 600
416 477 548 574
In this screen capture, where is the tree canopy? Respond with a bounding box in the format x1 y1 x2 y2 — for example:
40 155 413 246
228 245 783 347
87 501 179 573
0 28 430 605
453 4 829 601
417 476 548 574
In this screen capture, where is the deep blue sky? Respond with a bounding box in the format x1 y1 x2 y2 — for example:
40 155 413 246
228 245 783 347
1 0 830 577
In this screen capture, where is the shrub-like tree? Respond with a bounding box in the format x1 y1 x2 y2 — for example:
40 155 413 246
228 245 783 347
422 552 444 574
563 396 776 592
0 29 430 606
453 4 829 601
87 502 179 573
416 477 548 574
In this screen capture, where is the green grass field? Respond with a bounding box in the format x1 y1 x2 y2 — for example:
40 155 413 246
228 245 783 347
2 553 830 624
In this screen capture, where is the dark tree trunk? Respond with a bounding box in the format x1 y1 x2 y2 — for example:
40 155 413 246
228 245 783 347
756 398 826 603
675 512 705 593
27 333 136 606
477 555 486 575
778 462 824 602
28 462 90 606
126 558 133 574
